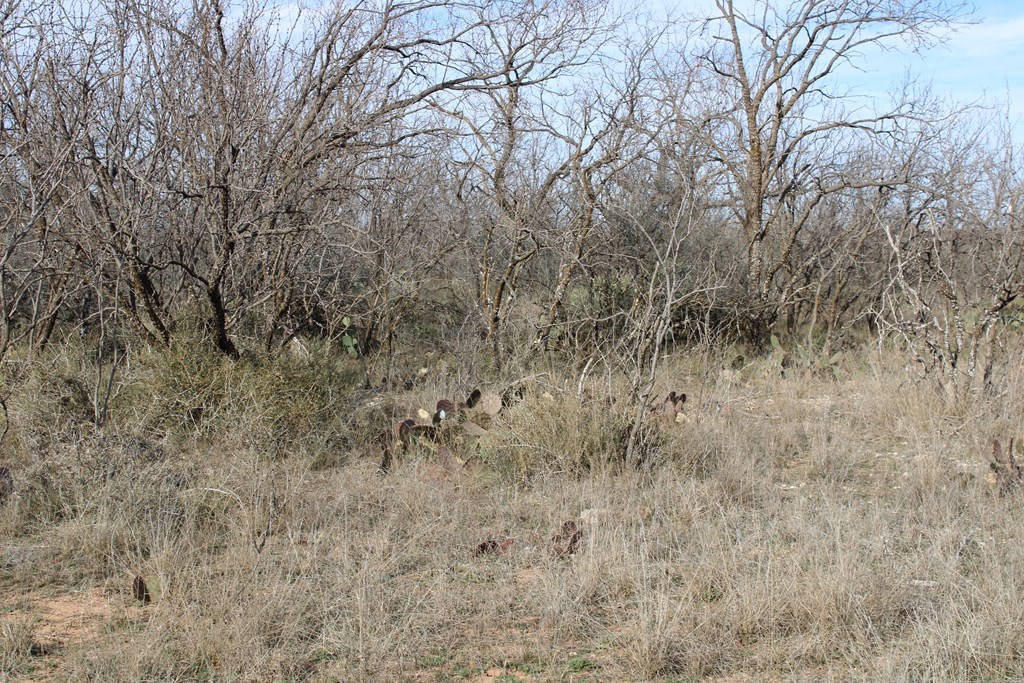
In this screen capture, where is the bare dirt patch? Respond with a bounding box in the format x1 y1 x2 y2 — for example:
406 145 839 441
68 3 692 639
2 584 144 681
19 588 113 647
469 667 532 682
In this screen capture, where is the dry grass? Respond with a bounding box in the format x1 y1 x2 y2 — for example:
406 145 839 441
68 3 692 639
2 340 1024 681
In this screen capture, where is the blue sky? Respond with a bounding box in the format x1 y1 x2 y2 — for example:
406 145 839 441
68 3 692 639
652 0 1024 125
842 0 1024 122
247 0 1024 126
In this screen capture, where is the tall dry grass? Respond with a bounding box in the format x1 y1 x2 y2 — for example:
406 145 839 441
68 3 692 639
2 337 1024 681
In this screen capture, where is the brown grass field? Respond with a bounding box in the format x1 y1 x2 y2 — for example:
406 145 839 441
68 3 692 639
2 338 1024 682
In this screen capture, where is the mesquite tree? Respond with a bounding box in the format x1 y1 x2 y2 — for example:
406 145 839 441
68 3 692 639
690 0 967 346
877 110 1024 392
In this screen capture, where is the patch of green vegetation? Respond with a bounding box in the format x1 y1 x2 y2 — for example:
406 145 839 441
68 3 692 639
420 651 449 667
509 652 547 673
310 647 336 664
565 655 597 672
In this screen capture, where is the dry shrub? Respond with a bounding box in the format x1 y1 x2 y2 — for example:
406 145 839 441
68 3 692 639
479 389 626 477
1 436 193 583
1 343 95 458
113 336 362 458
0 617 36 680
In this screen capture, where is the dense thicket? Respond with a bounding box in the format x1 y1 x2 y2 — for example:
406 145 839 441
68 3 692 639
5 6 1024 678
2 0 1021 388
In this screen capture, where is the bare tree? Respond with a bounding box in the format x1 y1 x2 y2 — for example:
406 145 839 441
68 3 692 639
0 1 102 356
528 35 666 356
14 0 603 358
688 0 968 346
434 0 619 352
8 0 1019 404
591 153 721 467
877 109 1024 393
